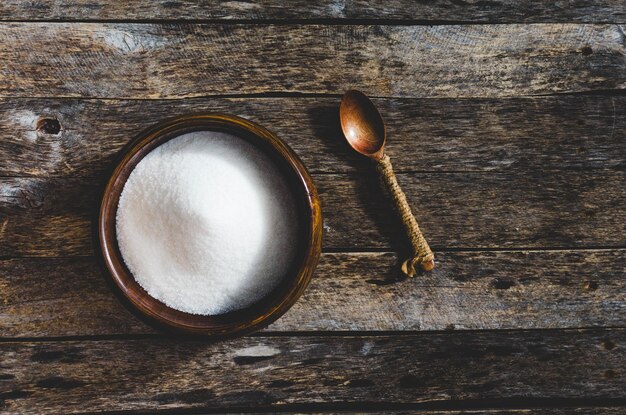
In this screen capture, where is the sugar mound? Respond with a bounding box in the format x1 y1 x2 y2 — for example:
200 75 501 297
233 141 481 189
116 131 299 315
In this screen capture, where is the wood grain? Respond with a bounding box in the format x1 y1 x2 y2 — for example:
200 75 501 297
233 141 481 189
1 96 624 177
0 329 622 413
0 23 624 99
0 0 624 23
0 250 624 337
1 172 624 257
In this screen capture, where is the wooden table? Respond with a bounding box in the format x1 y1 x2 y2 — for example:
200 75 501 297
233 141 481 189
1 2 625 414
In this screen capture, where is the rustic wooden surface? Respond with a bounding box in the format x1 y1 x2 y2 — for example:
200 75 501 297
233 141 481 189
0 1 624 414
0 0 624 23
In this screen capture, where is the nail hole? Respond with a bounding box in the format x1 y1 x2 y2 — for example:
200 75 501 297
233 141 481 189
491 278 516 290
580 46 593 55
604 369 616 379
584 281 599 291
36 118 61 135
398 374 422 388
602 339 616 350
584 210 595 218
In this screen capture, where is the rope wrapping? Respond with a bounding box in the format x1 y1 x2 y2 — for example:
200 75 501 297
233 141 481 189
376 154 434 276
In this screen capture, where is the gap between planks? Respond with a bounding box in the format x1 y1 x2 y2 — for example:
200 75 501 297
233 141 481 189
3 90 605 103
2 89 626 102
60 401 626 415
1 326 626 343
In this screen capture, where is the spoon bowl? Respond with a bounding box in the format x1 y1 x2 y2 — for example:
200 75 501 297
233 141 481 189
339 90 386 160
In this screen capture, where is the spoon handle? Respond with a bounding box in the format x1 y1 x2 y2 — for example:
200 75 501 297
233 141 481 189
376 154 435 276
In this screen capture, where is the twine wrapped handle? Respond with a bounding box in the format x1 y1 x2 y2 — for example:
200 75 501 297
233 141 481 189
376 154 435 276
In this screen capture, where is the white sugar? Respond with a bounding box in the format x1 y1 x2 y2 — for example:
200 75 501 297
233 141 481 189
116 131 298 315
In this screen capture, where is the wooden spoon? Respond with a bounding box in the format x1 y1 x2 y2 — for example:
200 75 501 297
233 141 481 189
339 90 435 275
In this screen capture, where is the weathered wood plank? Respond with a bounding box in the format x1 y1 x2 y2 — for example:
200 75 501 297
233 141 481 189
0 330 622 413
0 0 624 23
1 96 624 177
0 23 624 99
320 171 626 250
1 172 624 257
281 250 626 331
0 251 624 337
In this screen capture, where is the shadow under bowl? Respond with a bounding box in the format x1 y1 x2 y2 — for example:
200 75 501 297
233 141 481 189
99 113 322 338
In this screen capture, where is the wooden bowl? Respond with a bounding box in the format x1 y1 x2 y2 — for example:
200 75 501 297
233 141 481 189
99 114 322 337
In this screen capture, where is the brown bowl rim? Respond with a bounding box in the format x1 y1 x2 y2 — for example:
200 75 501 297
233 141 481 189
98 113 322 337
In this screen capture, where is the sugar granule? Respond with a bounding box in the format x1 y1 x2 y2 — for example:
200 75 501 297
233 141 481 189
116 131 299 315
